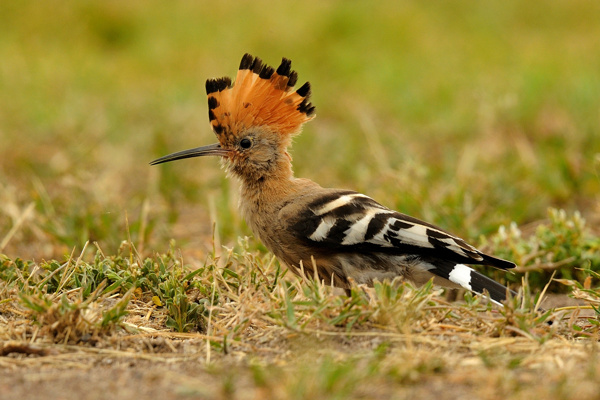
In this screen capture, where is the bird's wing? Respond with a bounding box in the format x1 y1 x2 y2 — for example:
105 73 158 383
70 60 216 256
289 190 515 270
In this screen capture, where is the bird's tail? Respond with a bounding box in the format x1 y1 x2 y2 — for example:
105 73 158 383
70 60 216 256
430 262 516 305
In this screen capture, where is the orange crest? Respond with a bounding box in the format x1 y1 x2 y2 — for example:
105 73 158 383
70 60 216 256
205 54 315 146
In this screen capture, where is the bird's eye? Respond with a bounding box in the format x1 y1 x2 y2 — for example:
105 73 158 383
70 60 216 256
240 138 252 149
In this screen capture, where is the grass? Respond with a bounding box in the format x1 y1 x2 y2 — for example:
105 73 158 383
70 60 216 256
1 238 599 398
1 1 600 399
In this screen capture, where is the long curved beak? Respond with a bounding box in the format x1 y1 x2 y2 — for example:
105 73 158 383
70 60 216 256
150 143 229 165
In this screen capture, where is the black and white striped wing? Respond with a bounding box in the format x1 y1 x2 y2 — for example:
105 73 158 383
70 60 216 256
290 190 516 304
293 190 513 268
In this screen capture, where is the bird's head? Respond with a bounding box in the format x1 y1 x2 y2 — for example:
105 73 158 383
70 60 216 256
151 54 315 183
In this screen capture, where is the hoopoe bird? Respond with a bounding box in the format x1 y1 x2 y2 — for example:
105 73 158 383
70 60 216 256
151 53 517 305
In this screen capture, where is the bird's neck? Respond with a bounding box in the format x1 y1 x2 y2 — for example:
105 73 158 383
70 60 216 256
236 158 322 257
238 160 295 210
237 159 315 231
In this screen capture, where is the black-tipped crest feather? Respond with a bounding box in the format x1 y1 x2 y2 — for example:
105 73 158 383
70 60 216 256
296 82 311 97
287 71 298 87
239 53 254 70
251 57 263 74
277 58 292 77
206 77 232 94
259 66 275 79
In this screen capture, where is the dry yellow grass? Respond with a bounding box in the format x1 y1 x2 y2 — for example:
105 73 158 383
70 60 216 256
1 241 599 399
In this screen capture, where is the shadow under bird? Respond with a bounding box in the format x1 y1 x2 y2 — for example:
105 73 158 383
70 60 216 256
151 53 517 305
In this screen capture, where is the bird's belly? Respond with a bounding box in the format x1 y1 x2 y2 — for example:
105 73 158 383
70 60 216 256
336 254 411 286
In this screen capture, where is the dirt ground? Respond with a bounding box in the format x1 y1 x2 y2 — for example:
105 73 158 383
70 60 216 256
1 337 599 400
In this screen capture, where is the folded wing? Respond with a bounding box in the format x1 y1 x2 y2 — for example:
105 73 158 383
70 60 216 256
291 190 515 270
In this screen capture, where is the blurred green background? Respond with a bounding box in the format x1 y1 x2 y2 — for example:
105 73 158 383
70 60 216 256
1 0 598 263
